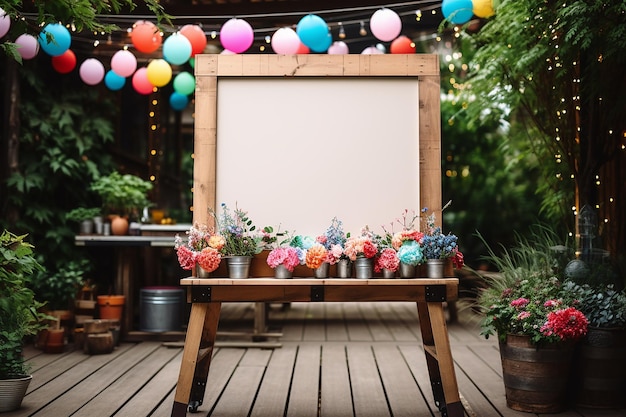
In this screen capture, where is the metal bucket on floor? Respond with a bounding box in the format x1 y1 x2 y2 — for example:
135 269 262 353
139 287 185 332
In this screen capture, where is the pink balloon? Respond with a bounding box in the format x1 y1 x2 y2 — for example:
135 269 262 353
219 18 254 54
328 41 349 55
79 58 105 85
271 27 300 54
15 34 39 59
361 46 384 55
370 8 402 42
111 50 137 77
0 8 10 38
132 67 154 95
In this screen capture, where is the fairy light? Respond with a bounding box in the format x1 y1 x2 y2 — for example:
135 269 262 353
338 22 346 39
359 21 367 36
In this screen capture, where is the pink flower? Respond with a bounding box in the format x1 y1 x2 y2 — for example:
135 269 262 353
516 311 531 320
452 249 464 269
375 248 400 272
176 245 196 270
267 246 300 272
344 234 378 260
391 230 424 250
510 298 530 309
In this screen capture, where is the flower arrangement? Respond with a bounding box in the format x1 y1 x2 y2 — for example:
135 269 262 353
305 243 328 269
397 240 423 266
343 227 378 261
266 246 300 272
419 206 464 268
477 229 588 346
375 247 400 272
316 217 348 265
212 203 263 257
174 223 225 272
481 273 588 345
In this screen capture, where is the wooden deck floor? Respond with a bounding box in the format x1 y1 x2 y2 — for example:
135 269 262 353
9 302 626 417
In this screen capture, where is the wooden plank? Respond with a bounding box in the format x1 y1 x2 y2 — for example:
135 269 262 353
320 345 353 417
280 302 308 341
302 302 326 341
29 342 159 416
71 344 182 416
373 345 434 416
342 302 372 341
210 349 270 417
250 346 297 417
347 345 391 417
374 302 419 342
27 348 90 393
359 302 394 341
286 345 321 417
324 303 349 341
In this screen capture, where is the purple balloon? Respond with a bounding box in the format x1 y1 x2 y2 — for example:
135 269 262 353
328 41 349 55
220 18 254 54
15 34 39 59
0 8 10 38
79 58 105 86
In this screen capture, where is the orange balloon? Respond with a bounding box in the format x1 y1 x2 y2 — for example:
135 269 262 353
131 20 162 53
296 42 310 54
390 36 415 54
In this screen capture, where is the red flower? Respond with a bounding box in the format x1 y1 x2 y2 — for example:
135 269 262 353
176 245 196 270
197 247 221 272
541 307 588 341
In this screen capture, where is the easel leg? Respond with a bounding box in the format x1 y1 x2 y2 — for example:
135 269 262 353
417 302 463 417
172 302 221 417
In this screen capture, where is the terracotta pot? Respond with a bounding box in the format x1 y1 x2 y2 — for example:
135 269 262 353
97 295 125 320
44 328 66 354
110 216 129 235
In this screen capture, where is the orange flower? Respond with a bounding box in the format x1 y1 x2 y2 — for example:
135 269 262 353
305 244 327 269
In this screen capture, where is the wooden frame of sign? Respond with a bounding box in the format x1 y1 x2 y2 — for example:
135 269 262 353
192 54 441 234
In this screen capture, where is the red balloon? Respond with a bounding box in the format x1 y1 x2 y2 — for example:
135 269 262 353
131 20 162 53
390 35 416 54
132 67 154 95
296 42 310 54
51 49 76 73
180 24 207 56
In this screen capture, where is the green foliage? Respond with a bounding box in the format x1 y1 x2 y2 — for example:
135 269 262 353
29 259 91 311
0 230 48 378
90 171 153 215
563 281 626 328
66 207 101 223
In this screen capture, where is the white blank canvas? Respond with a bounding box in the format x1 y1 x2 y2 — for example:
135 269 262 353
215 77 420 238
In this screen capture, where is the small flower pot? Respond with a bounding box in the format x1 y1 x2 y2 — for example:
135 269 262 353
274 264 292 279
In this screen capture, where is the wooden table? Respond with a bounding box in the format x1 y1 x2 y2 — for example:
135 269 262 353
171 277 464 417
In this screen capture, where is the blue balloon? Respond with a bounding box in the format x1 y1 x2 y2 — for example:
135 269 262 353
105 70 126 91
170 92 189 111
296 14 329 51
163 33 192 65
442 0 474 24
39 23 71 56
310 33 332 53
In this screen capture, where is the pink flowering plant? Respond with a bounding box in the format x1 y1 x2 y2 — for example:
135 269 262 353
266 246 300 272
316 217 349 265
478 230 588 346
174 223 225 272
343 226 378 261
375 247 400 272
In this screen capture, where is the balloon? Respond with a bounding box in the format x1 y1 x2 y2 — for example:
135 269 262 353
310 33 331 53
180 24 207 56
442 0 474 24
296 14 330 52
39 23 71 56
131 20 162 53
296 42 310 54
188 57 195 68
390 35 415 54
163 32 192 65
361 46 384 55
111 49 137 77
327 41 349 55
132 67 154 95
271 27 300 54
51 49 76 73
146 59 172 87
219 18 254 54
369 8 402 42
169 92 189 111
15 34 39 60
104 70 126 91
472 0 495 18
0 8 10 38
173 72 195 95
79 58 105 85
220 49 235 55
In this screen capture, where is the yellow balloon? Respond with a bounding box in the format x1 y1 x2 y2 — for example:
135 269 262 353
146 59 172 87
472 0 495 18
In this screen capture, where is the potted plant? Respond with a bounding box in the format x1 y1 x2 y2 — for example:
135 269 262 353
562 263 626 408
0 230 49 412
174 223 224 277
66 207 101 235
266 246 300 278
477 228 589 413
418 206 463 278
90 171 153 235
343 227 379 279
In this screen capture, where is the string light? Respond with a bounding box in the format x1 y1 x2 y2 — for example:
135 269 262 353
359 21 367 36
338 22 345 39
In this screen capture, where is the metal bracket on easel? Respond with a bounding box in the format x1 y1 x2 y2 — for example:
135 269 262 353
191 287 212 302
425 285 446 302
311 286 324 302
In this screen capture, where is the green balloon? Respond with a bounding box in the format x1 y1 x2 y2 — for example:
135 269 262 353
173 71 196 96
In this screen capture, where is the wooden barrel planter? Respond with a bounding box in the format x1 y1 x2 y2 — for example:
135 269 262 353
570 327 626 408
499 334 574 413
